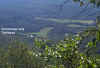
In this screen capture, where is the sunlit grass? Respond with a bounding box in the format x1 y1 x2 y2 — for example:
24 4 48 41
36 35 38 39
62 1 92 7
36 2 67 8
35 17 95 24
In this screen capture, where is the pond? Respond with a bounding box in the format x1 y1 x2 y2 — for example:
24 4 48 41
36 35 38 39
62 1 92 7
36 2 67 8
0 0 99 41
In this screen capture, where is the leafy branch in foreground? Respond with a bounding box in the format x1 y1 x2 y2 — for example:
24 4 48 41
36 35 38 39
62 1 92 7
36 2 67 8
34 29 100 68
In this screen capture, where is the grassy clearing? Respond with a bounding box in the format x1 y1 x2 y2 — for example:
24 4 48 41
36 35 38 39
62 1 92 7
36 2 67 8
38 27 54 38
28 27 54 38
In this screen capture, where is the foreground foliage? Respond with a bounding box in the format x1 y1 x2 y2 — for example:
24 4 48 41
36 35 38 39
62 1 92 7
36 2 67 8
0 28 100 68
